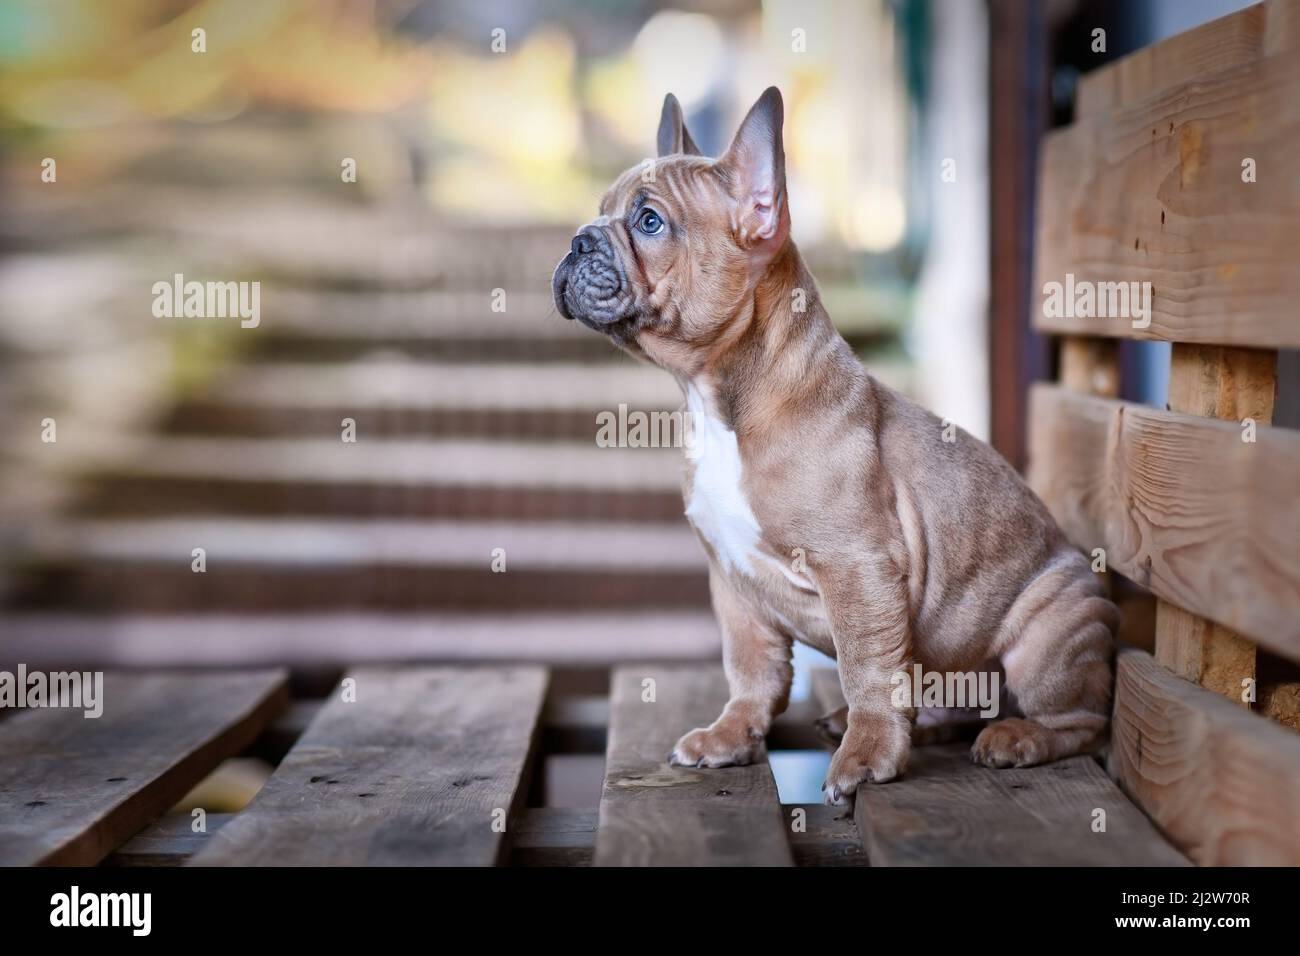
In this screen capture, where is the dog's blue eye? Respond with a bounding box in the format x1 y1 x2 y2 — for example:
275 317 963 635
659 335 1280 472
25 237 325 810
637 209 664 235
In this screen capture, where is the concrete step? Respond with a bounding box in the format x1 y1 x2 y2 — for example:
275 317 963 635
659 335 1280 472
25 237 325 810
77 437 687 521
10 518 709 612
0 610 721 668
166 361 681 439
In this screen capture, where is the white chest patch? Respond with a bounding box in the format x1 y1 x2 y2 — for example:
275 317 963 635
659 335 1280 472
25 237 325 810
684 384 763 576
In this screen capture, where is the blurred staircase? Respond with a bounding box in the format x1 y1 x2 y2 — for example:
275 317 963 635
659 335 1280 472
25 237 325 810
0 215 723 670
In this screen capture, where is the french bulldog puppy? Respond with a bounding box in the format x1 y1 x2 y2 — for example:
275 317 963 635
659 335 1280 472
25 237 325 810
552 87 1117 804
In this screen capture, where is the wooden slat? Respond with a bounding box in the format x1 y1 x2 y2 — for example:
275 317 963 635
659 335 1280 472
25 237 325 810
113 807 599 868
1035 1 1300 348
107 812 235 867
510 808 597 867
1075 4 1266 118
1110 645 1300 865
0 670 288 866
786 804 869 867
1155 344 1277 703
1155 609 1255 704
1059 337 1120 398
854 743 1187 866
595 666 792 866
1027 384 1300 659
191 667 548 866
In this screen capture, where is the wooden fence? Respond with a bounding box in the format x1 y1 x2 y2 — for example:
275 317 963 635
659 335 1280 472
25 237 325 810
1028 0 1300 865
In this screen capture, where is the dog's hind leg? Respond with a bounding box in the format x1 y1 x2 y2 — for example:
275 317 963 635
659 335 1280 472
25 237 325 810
973 556 1117 769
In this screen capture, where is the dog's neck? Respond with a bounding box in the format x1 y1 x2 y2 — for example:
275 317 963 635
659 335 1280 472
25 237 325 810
664 240 860 436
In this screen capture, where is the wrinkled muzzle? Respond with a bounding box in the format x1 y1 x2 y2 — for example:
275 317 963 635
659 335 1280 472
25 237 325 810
552 225 636 330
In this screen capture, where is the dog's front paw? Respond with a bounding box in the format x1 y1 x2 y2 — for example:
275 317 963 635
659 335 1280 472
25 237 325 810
823 716 910 805
669 721 763 769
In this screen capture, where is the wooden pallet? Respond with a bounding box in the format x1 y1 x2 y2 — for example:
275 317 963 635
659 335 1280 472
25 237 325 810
1 665 1187 867
1028 0 1300 866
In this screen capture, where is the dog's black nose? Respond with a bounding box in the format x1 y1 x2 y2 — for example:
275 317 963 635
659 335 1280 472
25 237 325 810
571 227 599 256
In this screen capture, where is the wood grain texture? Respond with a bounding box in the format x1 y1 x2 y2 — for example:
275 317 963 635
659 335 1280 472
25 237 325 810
1109 645 1300 865
1075 4 1266 118
1166 344 1277 422
509 807 597 867
1035 5 1300 348
1059 336 1122 599
191 667 548 866
107 812 234 867
594 667 792 866
1155 606 1256 703
1060 337 1121 398
1154 343 1276 702
1027 384 1300 658
786 804 868 867
854 743 1188 866
0 670 287 866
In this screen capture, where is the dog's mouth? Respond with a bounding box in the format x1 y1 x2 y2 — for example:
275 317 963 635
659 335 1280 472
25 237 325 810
552 253 639 336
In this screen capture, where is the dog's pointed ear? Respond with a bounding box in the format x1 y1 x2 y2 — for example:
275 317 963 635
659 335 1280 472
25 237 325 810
721 87 787 249
656 93 701 157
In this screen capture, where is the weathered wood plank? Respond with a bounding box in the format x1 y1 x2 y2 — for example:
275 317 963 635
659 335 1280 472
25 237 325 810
786 804 868 867
116 807 595 868
1027 384 1300 658
1035 20 1300 348
595 667 793 866
1110 645 1300 865
1155 608 1256 705
250 699 324 764
510 808 597 867
1075 4 1266 118
0 670 288 866
855 743 1188 866
1059 337 1120 398
107 812 234 867
191 667 548 866
1154 343 1276 702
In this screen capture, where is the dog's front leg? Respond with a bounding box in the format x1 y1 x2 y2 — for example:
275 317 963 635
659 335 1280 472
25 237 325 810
669 568 793 769
819 556 913 803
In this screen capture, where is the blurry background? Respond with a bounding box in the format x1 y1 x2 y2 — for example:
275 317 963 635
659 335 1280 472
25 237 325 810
0 0 1274 806
0 1 971 659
